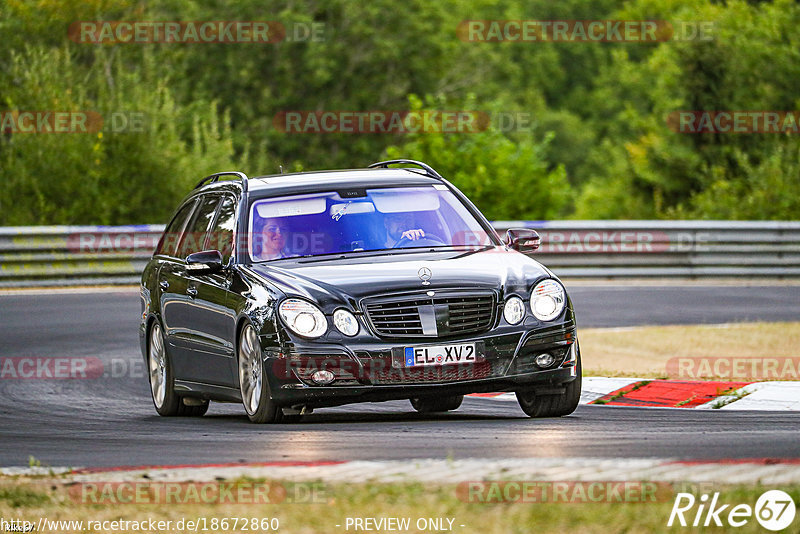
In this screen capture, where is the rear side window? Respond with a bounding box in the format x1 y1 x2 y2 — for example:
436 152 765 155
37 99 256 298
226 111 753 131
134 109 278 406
176 195 220 258
156 200 197 257
207 196 237 263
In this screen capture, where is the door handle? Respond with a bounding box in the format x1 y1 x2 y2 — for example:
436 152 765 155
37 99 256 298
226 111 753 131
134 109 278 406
187 285 198 297
159 279 169 290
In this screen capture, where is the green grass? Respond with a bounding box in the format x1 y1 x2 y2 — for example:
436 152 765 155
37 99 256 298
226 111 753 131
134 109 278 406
0 484 51 508
710 387 755 409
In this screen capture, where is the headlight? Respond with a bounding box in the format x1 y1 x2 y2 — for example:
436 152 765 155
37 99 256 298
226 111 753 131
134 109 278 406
333 308 359 336
503 296 525 325
530 279 566 321
278 299 327 338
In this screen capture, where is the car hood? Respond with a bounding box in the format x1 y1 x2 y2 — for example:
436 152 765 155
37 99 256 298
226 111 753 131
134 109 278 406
244 247 553 308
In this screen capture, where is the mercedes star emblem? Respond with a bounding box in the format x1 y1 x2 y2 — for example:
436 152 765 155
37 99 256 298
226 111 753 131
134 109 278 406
418 267 432 285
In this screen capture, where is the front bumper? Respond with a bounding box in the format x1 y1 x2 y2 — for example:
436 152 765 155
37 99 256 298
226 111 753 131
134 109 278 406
265 323 578 408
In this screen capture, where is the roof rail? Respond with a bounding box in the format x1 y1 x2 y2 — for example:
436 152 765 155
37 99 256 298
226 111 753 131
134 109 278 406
368 159 444 180
194 171 249 192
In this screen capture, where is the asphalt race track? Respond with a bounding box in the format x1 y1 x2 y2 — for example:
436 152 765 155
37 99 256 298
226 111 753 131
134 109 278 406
1 285 799 468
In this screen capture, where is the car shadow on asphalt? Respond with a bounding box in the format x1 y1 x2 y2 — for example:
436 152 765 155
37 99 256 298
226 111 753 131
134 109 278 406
190 404 528 426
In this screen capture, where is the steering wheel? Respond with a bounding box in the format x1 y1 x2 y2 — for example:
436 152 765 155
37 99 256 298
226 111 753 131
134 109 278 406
393 233 446 248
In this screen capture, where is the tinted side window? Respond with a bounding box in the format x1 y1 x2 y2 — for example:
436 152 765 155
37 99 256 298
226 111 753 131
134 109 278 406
177 195 220 258
156 200 197 257
207 196 237 263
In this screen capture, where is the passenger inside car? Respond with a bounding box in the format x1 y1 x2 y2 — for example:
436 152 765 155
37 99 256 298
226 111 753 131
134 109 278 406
254 217 291 260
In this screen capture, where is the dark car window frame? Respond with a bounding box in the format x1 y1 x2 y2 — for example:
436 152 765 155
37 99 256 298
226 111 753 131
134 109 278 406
155 197 199 258
176 194 223 260
204 193 238 264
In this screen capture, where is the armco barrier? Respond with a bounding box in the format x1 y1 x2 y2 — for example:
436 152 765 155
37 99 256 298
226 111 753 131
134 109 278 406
0 225 163 287
0 221 799 287
493 220 800 279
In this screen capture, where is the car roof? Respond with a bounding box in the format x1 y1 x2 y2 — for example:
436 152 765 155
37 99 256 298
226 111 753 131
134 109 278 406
186 168 447 205
246 168 440 195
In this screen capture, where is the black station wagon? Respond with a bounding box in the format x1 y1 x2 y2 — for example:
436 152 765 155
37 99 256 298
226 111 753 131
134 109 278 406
139 160 581 423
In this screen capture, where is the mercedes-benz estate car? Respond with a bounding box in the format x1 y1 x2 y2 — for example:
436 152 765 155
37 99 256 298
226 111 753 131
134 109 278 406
139 159 581 423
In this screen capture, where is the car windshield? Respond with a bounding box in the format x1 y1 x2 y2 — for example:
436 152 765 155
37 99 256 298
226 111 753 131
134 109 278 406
248 185 496 262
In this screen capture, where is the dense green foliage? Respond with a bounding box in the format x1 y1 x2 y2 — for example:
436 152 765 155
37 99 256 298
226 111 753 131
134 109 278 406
1 0 798 224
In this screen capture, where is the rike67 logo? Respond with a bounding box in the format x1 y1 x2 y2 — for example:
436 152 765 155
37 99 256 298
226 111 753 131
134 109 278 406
668 490 796 531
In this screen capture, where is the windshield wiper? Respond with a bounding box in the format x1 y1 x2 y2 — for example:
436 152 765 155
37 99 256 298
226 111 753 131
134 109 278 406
293 245 491 263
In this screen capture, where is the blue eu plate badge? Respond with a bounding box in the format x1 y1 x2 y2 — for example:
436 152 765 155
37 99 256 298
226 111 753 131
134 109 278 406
404 347 415 367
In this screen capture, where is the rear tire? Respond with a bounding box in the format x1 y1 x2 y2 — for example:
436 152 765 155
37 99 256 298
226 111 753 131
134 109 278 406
239 323 284 424
148 321 208 417
516 342 582 418
410 395 464 413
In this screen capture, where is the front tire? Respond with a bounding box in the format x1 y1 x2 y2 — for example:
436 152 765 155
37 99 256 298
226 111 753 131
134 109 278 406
410 395 464 413
516 342 582 418
238 323 284 424
148 321 208 417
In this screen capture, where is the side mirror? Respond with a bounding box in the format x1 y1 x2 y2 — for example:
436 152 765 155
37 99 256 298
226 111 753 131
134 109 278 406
505 229 540 253
186 250 224 274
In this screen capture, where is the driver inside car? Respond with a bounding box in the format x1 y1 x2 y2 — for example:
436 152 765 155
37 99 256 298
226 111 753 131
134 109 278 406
383 212 425 248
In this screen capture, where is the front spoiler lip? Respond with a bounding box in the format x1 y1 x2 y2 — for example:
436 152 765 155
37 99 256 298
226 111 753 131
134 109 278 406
267 366 577 408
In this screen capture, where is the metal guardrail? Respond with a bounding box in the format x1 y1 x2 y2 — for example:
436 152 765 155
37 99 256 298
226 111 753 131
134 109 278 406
0 225 162 288
1 221 799 287
494 220 800 278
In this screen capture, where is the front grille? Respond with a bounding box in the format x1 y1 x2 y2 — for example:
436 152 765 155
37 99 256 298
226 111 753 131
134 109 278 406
363 298 429 336
443 294 495 332
363 291 496 338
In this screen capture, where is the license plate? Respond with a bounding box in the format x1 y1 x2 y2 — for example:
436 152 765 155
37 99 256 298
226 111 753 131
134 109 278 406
403 343 477 367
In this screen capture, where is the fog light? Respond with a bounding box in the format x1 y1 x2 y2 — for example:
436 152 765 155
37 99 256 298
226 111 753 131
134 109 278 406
311 370 335 385
535 353 555 368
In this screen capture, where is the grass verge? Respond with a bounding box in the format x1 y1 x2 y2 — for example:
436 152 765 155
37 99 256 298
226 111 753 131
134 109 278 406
580 321 800 379
0 477 797 533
